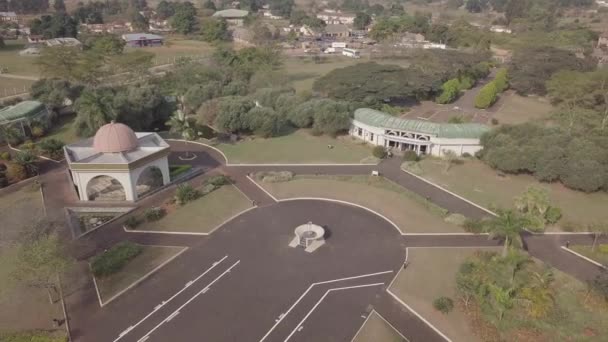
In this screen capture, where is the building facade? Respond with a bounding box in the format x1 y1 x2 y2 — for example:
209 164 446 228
212 9 249 26
350 108 490 156
122 33 164 47
64 122 171 202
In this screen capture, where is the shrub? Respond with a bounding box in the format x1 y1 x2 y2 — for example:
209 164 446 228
21 141 36 150
91 241 143 277
544 206 562 224
206 175 231 186
459 75 475 90
144 207 166 222
436 78 461 104
491 118 499 125
433 296 454 314
474 81 498 109
201 183 218 195
461 152 472 158
0 151 10 160
257 171 294 183
38 138 65 159
444 213 467 226
124 216 140 229
494 68 509 92
403 150 419 162
6 162 27 182
372 146 387 159
31 125 45 138
175 183 200 205
463 218 486 233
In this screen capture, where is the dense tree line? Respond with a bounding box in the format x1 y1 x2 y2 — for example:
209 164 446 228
314 50 491 107
29 13 78 38
508 46 596 96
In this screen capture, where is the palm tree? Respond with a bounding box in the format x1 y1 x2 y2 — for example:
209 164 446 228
520 269 555 318
166 109 198 158
503 250 532 285
73 88 116 137
0 124 21 145
486 209 527 258
487 283 516 322
14 151 39 176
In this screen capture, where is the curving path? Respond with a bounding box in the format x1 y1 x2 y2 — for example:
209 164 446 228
35 140 606 342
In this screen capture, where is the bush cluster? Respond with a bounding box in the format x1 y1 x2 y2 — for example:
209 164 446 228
432 296 454 314
207 175 232 186
144 207 166 222
372 146 387 159
474 81 498 109
256 171 294 183
91 241 143 277
480 123 608 193
175 183 201 205
402 150 419 162
436 78 461 104
0 164 7 188
124 216 140 229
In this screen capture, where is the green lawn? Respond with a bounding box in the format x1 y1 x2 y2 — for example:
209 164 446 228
410 158 608 230
0 77 35 98
493 92 554 125
389 247 500 342
570 244 608 267
353 312 406 342
94 245 185 304
137 185 252 233
0 40 39 77
258 175 462 233
44 114 78 145
127 37 215 66
215 130 375 164
0 185 45 243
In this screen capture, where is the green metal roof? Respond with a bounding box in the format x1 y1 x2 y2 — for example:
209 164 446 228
0 101 47 123
353 108 490 139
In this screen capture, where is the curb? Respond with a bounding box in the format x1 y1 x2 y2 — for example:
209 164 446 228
561 246 607 269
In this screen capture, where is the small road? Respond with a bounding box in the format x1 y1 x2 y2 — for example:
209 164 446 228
0 73 40 81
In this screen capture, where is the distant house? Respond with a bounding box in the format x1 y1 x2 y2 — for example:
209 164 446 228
149 19 172 33
491 46 512 63
122 33 164 47
212 9 249 26
46 37 82 47
323 24 350 39
0 12 17 23
316 10 355 25
81 22 133 34
490 25 512 34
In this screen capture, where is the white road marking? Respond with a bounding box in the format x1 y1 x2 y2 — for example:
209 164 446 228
258 270 393 342
136 260 240 342
283 283 385 342
113 255 229 342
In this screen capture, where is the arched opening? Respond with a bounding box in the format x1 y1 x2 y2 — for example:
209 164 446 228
136 166 164 198
86 175 126 201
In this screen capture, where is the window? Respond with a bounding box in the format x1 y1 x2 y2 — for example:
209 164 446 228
357 128 362 136
369 133 374 142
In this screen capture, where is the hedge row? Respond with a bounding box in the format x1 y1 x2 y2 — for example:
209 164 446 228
91 241 143 277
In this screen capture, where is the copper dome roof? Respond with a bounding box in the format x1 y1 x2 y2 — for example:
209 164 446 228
93 121 138 153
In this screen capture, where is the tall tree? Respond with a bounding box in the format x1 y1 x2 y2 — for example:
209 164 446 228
170 1 197 34
166 109 199 158
73 88 117 137
486 209 527 257
53 0 66 12
353 12 371 30
520 269 555 318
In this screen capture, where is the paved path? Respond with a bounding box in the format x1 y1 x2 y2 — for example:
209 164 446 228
0 73 40 81
28 140 606 342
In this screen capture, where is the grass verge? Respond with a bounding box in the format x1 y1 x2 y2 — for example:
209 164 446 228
93 245 185 304
136 185 252 233
353 312 406 342
215 130 375 164
410 158 608 230
570 244 608 267
258 175 462 233
0 184 45 243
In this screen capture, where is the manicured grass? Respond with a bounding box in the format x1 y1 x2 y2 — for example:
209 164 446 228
169 164 192 180
0 185 45 243
94 245 185 303
353 312 406 342
0 331 66 342
259 175 462 233
44 114 78 145
0 40 39 77
411 158 608 230
570 244 608 267
139 185 252 233
127 38 215 65
493 92 554 125
215 130 375 164
389 247 500 342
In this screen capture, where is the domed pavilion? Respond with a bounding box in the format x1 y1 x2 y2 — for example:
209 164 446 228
64 122 170 202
